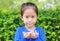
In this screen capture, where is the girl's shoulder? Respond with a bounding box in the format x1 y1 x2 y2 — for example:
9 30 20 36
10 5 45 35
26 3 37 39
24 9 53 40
36 27 46 34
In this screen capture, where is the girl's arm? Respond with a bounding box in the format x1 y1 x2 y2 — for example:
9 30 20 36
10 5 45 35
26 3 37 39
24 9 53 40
14 28 21 41
39 29 46 41
14 27 30 41
29 28 46 41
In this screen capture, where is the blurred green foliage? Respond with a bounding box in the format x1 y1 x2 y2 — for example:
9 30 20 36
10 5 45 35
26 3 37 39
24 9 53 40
0 0 60 41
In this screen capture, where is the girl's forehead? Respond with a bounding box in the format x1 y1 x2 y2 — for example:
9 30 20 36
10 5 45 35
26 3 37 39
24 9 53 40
24 13 36 16
23 8 37 15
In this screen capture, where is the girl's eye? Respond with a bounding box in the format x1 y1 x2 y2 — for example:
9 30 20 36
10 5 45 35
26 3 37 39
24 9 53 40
32 16 34 18
26 16 28 18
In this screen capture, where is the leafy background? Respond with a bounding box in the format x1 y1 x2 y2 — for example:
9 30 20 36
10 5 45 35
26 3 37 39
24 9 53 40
0 0 60 41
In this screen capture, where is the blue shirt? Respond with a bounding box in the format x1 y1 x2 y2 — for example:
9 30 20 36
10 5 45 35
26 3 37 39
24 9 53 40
14 26 46 41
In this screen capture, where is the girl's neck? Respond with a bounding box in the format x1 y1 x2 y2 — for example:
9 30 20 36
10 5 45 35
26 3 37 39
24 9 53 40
25 25 36 31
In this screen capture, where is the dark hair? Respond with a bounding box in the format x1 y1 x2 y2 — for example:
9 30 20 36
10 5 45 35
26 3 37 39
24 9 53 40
21 2 38 16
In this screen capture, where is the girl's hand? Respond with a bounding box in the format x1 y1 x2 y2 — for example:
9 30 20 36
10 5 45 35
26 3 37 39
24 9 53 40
30 31 39 39
23 32 31 39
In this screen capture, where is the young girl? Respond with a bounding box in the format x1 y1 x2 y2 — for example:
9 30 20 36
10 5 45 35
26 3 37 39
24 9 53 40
14 2 46 41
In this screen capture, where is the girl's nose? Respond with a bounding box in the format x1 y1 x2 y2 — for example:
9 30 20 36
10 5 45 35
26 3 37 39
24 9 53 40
28 18 32 22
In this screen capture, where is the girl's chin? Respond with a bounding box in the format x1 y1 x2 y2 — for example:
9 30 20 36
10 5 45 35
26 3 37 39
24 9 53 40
25 24 35 28
27 25 34 27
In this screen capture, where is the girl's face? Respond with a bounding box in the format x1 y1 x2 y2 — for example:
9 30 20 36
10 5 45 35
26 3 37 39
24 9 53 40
21 8 38 28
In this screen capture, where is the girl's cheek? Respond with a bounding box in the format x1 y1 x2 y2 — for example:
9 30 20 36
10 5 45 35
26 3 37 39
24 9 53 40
33 19 37 22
